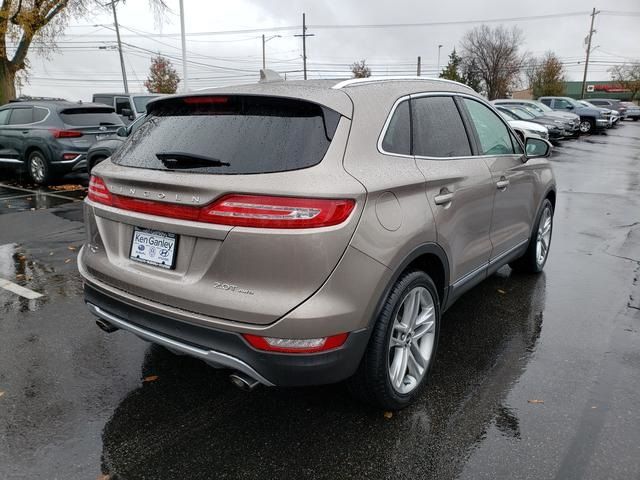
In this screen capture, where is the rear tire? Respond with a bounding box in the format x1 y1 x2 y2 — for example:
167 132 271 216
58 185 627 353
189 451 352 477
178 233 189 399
27 150 52 185
348 270 440 410
510 199 553 273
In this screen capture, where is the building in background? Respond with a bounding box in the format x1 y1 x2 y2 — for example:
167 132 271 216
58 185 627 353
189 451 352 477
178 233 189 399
564 81 633 101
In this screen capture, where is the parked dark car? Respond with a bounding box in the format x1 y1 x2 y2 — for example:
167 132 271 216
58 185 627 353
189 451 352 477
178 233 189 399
619 102 640 121
538 96 608 134
495 105 565 140
492 99 581 136
587 98 628 119
87 114 146 173
0 99 124 184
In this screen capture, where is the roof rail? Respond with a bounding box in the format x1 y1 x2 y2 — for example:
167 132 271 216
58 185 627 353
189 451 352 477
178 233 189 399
332 76 474 91
9 95 67 102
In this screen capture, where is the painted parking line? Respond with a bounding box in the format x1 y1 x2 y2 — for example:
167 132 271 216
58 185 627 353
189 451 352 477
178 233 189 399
0 278 43 300
0 183 82 202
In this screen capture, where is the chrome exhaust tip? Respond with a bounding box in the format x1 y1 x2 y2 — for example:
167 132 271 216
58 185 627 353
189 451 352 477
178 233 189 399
229 372 260 391
96 318 118 333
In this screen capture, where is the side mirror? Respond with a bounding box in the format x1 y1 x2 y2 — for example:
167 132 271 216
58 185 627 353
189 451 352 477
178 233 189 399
121 108 134 120
116 126 128 137
566 104 574 110
525 137 552 158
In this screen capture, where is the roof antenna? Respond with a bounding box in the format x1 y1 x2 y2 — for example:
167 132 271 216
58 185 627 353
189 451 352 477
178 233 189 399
259 69 284 83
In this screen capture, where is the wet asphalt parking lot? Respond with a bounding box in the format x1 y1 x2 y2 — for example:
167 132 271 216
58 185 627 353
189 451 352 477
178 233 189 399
1 124 639 480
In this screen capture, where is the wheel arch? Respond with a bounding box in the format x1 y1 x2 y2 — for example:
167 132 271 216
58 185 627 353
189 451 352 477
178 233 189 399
370 243 450 329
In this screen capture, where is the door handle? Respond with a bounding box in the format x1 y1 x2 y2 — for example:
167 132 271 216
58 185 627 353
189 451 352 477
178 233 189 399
434 190 454 205
496 178 510 190
21 130 29 134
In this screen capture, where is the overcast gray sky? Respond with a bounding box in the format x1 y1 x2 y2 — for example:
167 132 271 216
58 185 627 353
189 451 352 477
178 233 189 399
19 0 640 101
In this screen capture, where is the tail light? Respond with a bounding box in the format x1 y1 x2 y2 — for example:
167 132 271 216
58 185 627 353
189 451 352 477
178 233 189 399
243 333 348 353
87 176 355 229
50 129 83 138
183 96 229 105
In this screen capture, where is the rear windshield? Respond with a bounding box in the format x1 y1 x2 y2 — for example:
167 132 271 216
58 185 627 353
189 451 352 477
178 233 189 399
60 108 122 126
111 95 341 175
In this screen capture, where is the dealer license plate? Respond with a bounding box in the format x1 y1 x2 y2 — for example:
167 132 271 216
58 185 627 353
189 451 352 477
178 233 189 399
130 227 177 269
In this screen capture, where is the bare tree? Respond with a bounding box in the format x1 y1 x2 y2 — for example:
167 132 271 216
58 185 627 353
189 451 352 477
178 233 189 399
460 25 525 100
527 51 565 98
350 59 371 78
609 62 640 101
0 0 167 104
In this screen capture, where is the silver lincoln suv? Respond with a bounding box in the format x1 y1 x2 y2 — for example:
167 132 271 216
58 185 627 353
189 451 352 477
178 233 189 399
79 77 556 409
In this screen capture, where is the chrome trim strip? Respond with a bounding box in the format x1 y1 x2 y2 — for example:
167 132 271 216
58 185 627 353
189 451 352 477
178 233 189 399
487 239 529 267
452 239 529 288
377 91 523 160
332 76 474 91
0 158 23 164
86 302 275 387
52 154 83 164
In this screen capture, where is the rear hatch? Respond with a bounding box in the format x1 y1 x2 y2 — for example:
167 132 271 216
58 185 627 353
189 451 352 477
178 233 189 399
82 93 364 326
58 106 123 144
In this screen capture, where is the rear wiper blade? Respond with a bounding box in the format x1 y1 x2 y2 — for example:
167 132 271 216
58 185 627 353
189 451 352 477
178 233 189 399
155 152 230 169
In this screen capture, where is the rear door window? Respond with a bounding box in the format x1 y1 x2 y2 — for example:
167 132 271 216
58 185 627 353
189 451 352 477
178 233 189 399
112 95 341 175
0 109 10 125
60 108 122 126
540 99 552 107
381 100 411 155
8 108 33 125
412 96 471 157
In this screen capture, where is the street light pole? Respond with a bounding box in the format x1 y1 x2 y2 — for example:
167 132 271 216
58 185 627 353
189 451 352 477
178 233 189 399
110 0 128 93
261 34 282 70
436 44 443 77
179 0 188 92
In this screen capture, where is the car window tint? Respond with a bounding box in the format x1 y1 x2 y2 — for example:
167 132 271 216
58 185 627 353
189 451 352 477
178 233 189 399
8 108 33 125
93 96 113 106
60 108 123 126
115 97 132 115
540 99 552 106
462 98 515 155
112 95 340 175
0 109 10 125
33 107 48 122
381 100 411 155
412 96 471 157
554 99 572 109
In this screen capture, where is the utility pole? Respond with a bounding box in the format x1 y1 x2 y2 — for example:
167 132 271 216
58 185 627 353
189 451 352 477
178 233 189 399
179 0 188 92
581 8 599 99
294 13 314 80
417 56 421 76
110 0 128 93
436 44 443 76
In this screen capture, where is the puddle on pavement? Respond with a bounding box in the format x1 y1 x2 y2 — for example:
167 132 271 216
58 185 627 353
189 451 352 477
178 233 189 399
0 192 80 214
0 242 83 316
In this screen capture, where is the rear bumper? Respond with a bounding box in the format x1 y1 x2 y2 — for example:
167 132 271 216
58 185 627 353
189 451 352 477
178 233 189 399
84 282 370 387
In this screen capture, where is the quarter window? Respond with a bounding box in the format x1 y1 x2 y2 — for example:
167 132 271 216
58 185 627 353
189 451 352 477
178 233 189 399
0 109 10 125
381 100 411 156
8 108 33 125
462 99 516 156
412 96 471 157
33 107 48 123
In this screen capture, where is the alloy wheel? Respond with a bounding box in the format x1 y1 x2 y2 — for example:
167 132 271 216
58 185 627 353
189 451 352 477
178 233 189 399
536 206 552 266
29 155 46 183
579 121 592 133
387 286 436 394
